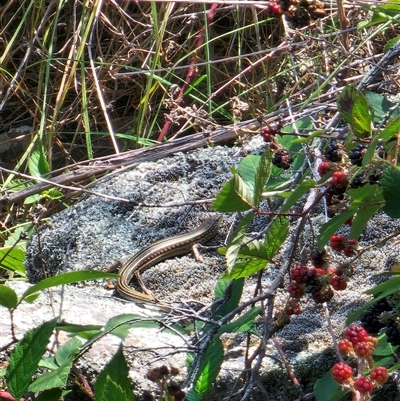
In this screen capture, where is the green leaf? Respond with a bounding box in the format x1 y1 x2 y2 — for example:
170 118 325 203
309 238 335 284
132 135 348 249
314 370 348 401
337 83 357 124
54 338 82 366
381 166 400 217
253 150 272 208
223 259 268 280
225 213 255 272
56 322 103 340
35 388 63 401
212 167 254 212
212 278 244 318
351 91 372 138
6 318 58 399
20 271 119 302
0 285 18 309
365 91 400 120
94 344 133 401
218 307 260 335
347 184 384 210
28 147 50 178
379 118 400 140
0 247 26 276
29 361 72 392
263 216 289 259
346 280 400 325
281 180 315 213
317 210 355 252
194 339 224 395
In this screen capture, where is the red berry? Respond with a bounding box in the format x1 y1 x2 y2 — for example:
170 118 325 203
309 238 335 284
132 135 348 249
270 3 281 15
330 235 345 251
354 341 373 356
354 376 374 394
260 127 277 142
287 282 304 298
317 160 334 176
370 366 389 384
330 275 347 291
331 171 349 188
347 239 357 246
344 325 369 345
332 362 353 383
315 268 326 275
338 338 353 355
290 264 308 283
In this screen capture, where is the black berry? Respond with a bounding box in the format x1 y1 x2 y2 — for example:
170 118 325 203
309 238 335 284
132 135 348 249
349 144 367 166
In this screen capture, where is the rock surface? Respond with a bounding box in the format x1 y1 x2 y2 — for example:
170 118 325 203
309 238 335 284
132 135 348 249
6 137 400 399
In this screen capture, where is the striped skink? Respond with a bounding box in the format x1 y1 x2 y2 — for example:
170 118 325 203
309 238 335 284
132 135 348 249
116 216 221 310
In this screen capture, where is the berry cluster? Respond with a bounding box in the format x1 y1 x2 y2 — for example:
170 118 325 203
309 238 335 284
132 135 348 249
272 149 293 170
324 140 344 162
329 235 358 257
333 325 390 397
349 144 368 166
285 250 351 314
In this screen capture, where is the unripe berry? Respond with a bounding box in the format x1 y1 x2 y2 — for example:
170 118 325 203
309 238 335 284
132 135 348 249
354 376 374 394
330 274 347 291
338 338 353 355
370 366 389 384
344 324 369 345
287 282 304 298
354 341 373 356
331 171 348 188
332 362 353 383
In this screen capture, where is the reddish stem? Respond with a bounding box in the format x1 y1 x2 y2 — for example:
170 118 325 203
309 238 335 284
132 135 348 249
157 3 219 142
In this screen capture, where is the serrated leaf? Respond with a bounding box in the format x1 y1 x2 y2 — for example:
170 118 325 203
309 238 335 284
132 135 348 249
94 344 133 401
194 339 224 395
0 285 18 309
20 271 119 302
347 184 384 210
6 318 58 399
314 371 348 401
366 91 398 120
264 216 289 259
218 307 260 335
317 210 355 252
28 147 50 178
281 180 314 213
380 166 400 217
29 361 72 392
379 118 400 140
352 92 372 138
212 167 254 212
225 213 255 272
